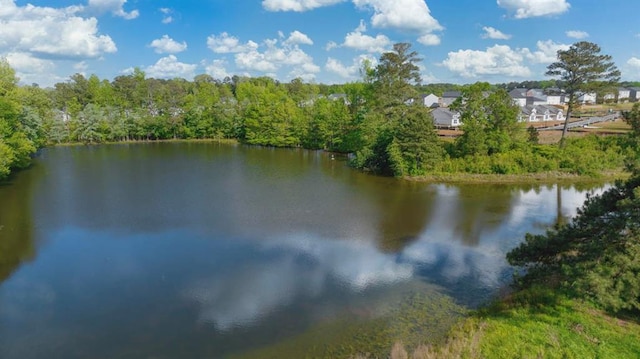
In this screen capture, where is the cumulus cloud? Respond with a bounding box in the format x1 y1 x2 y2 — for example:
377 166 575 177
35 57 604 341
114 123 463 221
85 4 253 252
524 40 569 63
237 38 320 74
442 44 531 78
325 54 376 79
481 26 512 40
497 0 570 19
4 51 58 85
342 20 391 53
87 0 139 19
629 57 640 69
353 0 443 34
144 55 197 79
566 30 589 39
418 34 441 46
204 59 231 80
207 32 258 53
208 32 320 79
262 0 346 11
0 1 117 60
325 41 339 51
284 30 314 45
263 0 443 42
149 35 187 54
159 7 173 24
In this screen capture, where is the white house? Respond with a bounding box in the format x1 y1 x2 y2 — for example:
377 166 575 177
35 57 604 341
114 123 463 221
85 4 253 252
577 92 597 104
630 88 640 102
421 93 440 108
618 88 631 102
519 105 564 123
509 89 528 107
546 95 564 105
432 108 461 128
440 91 461 107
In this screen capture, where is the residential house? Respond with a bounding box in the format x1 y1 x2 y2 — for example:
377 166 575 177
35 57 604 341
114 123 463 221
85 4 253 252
603 92 616 103
618 88 631 102
327 93 351 105
630 87 640 102
519 105 564 123
544 87 565 105
526 96 548 106
509 88 528 107
577 92 597 104
421 93 440 108
440 91 461 107
546 94 564 105
526 88 545 98
431 108 461 128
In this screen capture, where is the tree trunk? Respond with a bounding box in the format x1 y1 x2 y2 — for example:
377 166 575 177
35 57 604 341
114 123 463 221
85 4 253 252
560 94 574 147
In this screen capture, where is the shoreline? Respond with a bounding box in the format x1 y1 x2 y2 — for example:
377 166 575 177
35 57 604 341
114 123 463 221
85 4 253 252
47 140 629 185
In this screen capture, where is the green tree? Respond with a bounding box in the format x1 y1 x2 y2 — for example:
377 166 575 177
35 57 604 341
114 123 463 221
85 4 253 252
546 42 620 144
353 43 441 176
389 105 445 176
507 171 640 312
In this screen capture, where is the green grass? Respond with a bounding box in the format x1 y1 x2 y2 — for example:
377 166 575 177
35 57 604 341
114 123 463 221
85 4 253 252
397 288 640 359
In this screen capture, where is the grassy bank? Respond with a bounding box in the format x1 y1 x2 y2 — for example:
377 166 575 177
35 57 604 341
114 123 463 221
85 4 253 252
405 170 629 184
390 288 640 359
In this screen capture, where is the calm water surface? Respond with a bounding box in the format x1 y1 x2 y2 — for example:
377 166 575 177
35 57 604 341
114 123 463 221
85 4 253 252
0 143 605 358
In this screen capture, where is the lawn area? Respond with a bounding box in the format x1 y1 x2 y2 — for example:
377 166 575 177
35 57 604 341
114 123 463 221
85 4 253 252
390 289 640 359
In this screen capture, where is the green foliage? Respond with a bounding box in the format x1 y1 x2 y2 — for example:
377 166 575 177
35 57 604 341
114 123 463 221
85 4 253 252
508 172 640 312
0 60 43 180
527 126 539 144
453 83 525 157
546 41 621 142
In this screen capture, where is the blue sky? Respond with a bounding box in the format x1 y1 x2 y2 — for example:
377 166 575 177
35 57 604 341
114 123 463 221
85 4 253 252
2 0 640 87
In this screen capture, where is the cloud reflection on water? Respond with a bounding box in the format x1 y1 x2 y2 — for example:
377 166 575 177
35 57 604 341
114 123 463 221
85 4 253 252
184 184 604 331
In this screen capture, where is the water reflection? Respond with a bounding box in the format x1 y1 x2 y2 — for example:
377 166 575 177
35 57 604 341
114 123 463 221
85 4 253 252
0 143 610 358
0 166 39 284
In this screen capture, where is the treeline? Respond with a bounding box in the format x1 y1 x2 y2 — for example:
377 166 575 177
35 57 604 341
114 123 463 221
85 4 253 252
0 60 46 180
0 43 636 181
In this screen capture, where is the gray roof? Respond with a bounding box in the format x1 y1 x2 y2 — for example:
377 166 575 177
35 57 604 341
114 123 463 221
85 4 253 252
509 89 527 98
432 108 460 125
520 104 562 116
442 91 461 98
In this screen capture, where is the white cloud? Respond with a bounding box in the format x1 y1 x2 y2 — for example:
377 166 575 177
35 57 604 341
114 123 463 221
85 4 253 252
524 40 569 63
325 54 376 79
628 57 640 69
220 35 320 78
144 55 197 79
0 0 117 62
87 0 139 20
284 30 314 45
325 41 338 51
342 20 391 53
442 44 531 78
159 8 173 24
418 34 441 46
74 61 88 72
149 35 187 54
481 26 512 40
497 0 570 19
207 32 258 54
262 0 346 11
263 0 443 42
565 30 589 39
353 0 443 34
235 39 320 73
204 59 231 80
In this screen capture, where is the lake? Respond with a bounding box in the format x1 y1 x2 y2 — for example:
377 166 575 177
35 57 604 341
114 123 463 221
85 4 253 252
0 142 605 358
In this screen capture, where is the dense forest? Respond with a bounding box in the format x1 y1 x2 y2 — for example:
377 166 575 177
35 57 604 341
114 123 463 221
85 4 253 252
0 42 637 181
